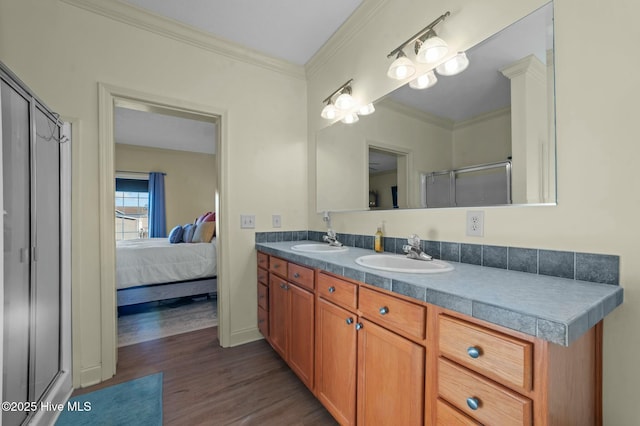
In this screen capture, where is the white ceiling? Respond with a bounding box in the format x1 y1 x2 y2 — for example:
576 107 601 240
115 107 217 154
123 0 363 65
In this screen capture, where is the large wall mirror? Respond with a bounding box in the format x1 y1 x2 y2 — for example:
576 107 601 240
317 2 555 212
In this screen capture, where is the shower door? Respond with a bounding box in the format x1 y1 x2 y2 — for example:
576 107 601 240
1 68 63 426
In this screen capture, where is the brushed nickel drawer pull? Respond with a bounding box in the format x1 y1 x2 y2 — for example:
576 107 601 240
467 346 481 358
466 397 479 410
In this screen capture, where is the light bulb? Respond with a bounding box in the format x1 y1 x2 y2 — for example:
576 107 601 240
341 113 359 124
358 103 375 115
416 36 448 63
409 70 438 90
435 52 469 76
387 55 416 80
321 104 337 120
335 92 356 110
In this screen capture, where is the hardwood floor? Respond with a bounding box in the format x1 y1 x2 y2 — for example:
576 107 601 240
73 327 337 425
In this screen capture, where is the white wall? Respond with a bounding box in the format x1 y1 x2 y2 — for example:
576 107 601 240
452 108 511 169
0 0 308 387
307 0 640 424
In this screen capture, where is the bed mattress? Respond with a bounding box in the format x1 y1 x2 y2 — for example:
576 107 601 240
116 238 217 289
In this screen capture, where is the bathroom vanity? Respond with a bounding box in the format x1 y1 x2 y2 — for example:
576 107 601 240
256 241 622 425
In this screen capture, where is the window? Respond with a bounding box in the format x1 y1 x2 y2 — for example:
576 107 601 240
115 178 149 241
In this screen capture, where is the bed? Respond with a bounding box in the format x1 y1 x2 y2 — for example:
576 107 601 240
116 237 218 307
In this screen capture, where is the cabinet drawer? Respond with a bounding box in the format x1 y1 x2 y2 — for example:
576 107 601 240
258 306 269 337
358 287 426 340
269 256 288 277
257 267 268 285
439 315 532 391
438 358 532 426
258 283 268 310
257 252 269 269
436 398 481 426
288 263 314 291
318 273 357 311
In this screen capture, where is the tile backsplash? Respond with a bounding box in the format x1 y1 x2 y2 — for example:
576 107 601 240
255 230 620 286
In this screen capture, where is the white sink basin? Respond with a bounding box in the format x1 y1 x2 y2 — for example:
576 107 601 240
291 243 349 253
355 254 453 274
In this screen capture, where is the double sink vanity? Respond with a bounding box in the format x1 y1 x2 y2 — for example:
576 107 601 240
256 239 622 425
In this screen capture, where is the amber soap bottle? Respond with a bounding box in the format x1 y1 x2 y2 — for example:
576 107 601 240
374 227 384 253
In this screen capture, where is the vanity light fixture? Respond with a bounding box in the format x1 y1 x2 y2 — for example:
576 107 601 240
435 52 469 76
386 11 450 80
321 79 375 123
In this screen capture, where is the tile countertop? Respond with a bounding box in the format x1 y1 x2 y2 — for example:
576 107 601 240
256 241 624 346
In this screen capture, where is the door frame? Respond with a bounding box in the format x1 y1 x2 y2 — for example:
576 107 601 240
97 83 229 380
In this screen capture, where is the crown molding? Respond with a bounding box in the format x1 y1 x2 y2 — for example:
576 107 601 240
305 0 389 78
60 0 306 79
453 106 511 130
377 98 454 130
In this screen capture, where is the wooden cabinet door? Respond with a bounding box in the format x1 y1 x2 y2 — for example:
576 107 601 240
357 318 425 426
288 283 315 390
316 299 358 426
269 274 288 359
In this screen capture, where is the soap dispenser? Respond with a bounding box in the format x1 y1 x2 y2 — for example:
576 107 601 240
374 226 384 253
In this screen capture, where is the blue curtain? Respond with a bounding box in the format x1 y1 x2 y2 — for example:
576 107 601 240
148 172 166 238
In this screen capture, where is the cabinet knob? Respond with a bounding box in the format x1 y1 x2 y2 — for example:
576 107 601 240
466 397 479 411
293 272 300 278
328 286 336 293
379 306 389 315
355 322 363 330
258 319 265 324
346 318 354 325
467 346 481 359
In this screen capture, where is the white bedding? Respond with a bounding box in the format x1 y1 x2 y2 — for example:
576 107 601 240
116 238 217 289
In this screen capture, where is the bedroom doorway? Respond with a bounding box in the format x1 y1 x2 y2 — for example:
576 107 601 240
113 100 220 347
98 83 228 379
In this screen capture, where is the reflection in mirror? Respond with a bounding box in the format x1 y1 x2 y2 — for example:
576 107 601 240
369 148 408 209
317 2 555 212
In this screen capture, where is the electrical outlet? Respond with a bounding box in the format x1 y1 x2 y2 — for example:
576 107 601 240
466 211 484 237
240 214 255 229
272 214 281 228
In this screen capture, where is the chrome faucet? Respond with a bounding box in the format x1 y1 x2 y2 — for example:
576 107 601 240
323 228 343 247
402 234 432 261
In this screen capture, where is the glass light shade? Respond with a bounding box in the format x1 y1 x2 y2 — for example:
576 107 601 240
435 52 469 76
358 103 375 115
321 103 338 120
409 70 438 89
341 113 359 124
387 56 416 80
335 92 356 110
416 36 448 63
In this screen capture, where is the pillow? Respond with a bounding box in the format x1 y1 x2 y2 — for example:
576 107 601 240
196 211 213 225
192 221 215 243
182 223 196 243
202 212 216 222
168 225 183 244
